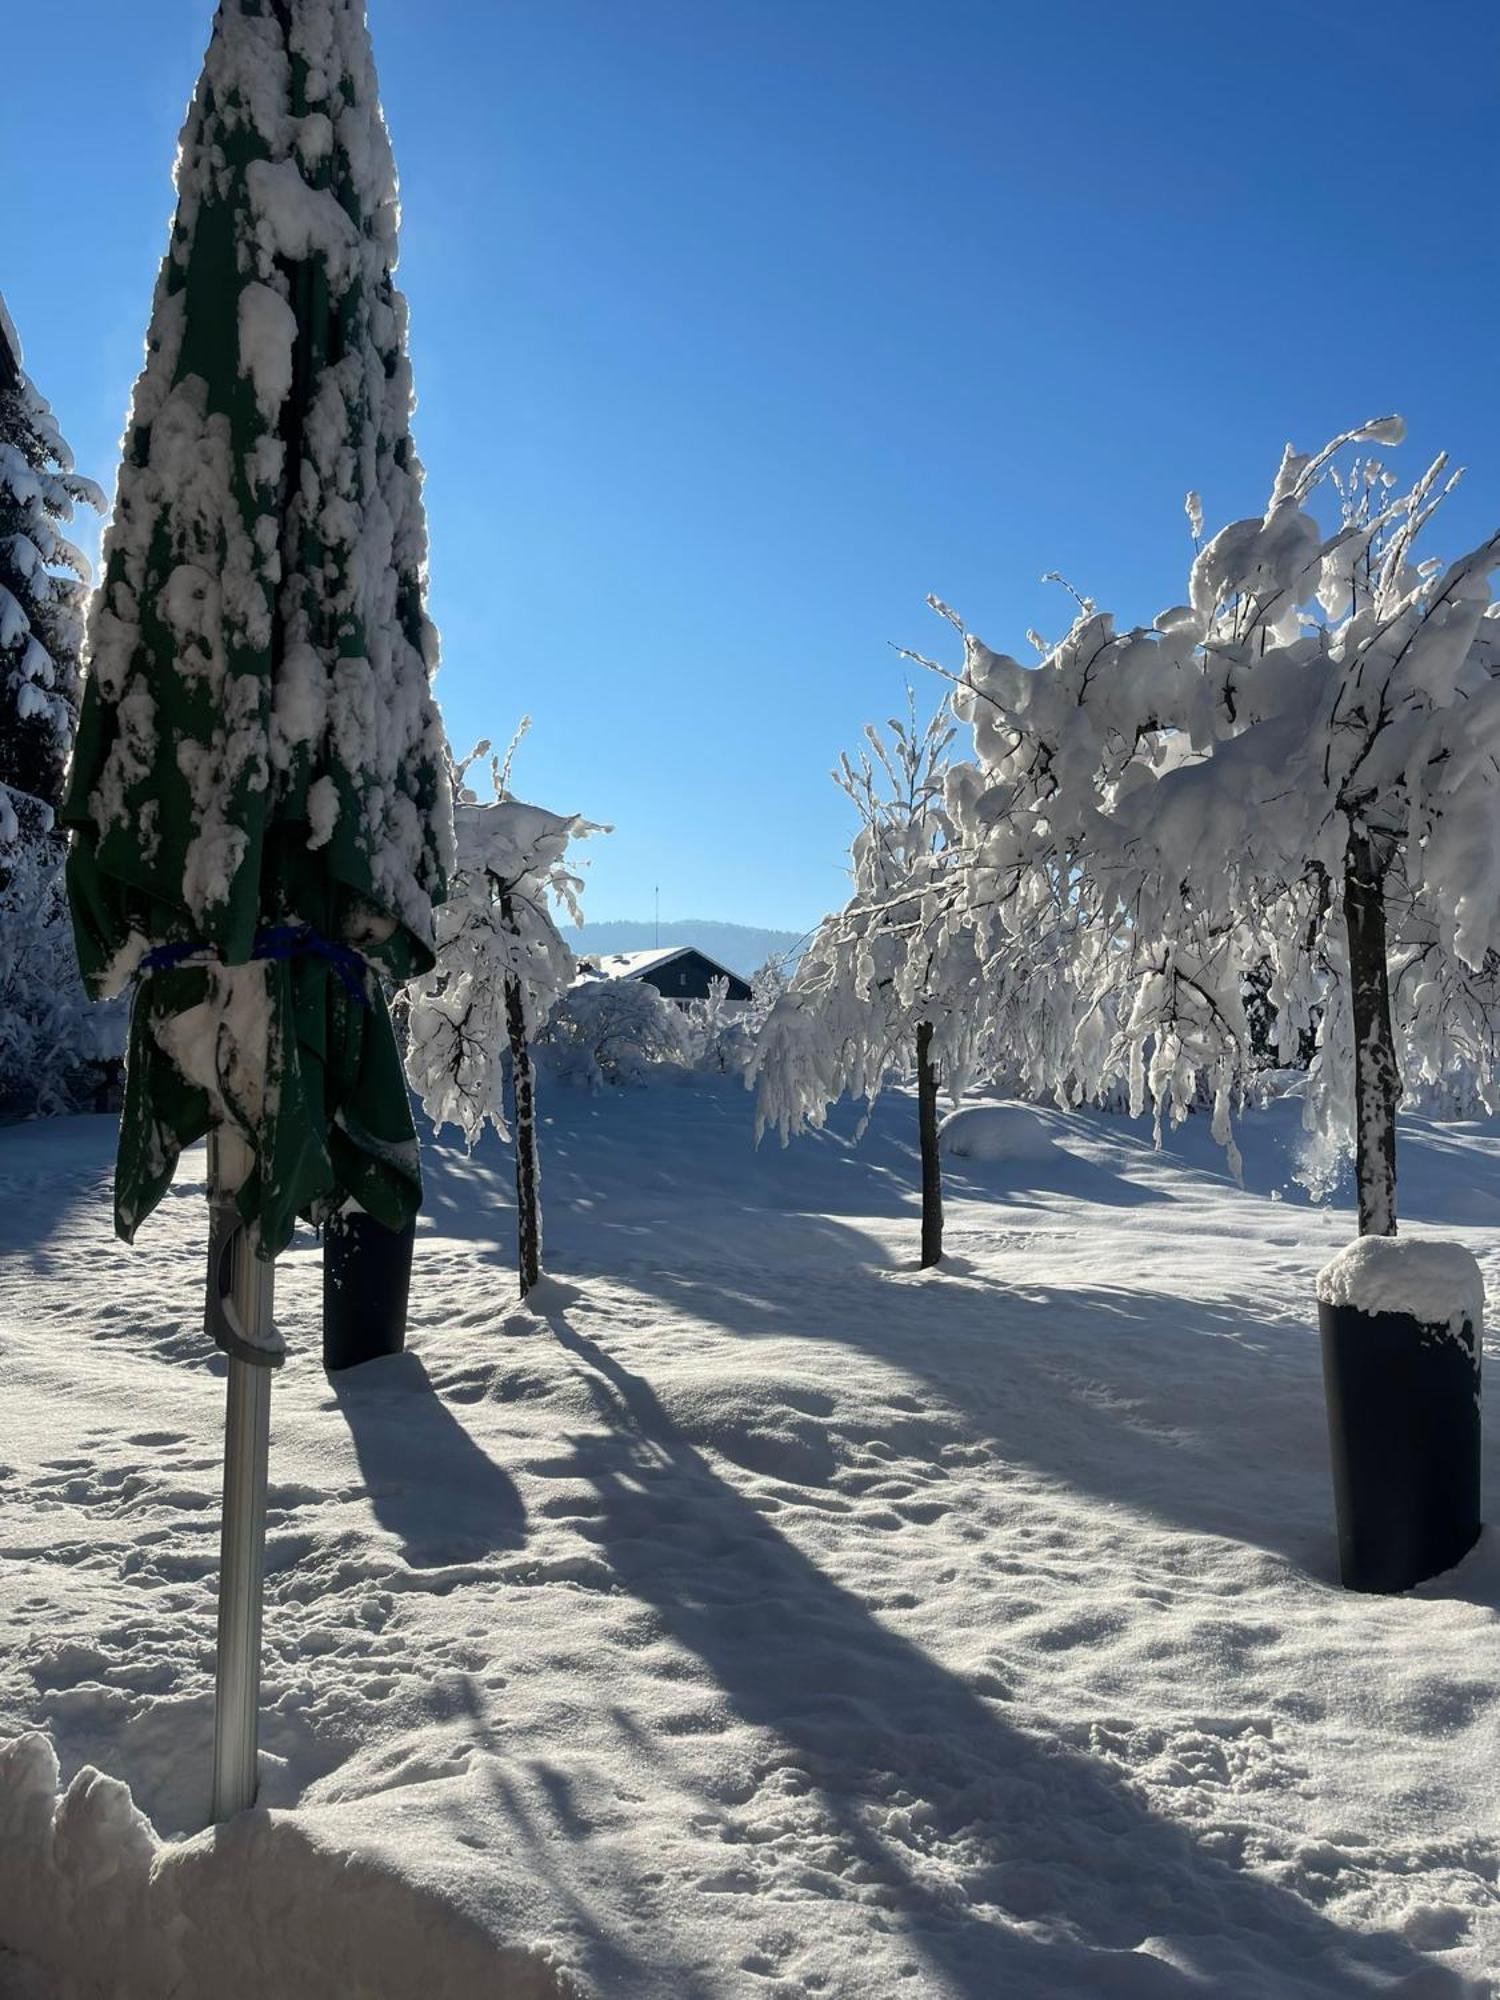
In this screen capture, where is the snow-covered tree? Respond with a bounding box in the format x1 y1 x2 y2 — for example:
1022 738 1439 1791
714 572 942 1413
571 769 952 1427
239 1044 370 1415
542 975 692 1090
683 974 754 1075
938 418 1500 1237
0 836 117 1117
0 294 103 850
754 694 980 1267
0 296 114 1115
748 950 795 1020
404 732 599 1292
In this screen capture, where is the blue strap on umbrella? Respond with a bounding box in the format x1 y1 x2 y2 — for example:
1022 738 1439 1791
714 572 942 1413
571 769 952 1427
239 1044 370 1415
140 926 370 1006
139 938 210 975
250 925 370 1006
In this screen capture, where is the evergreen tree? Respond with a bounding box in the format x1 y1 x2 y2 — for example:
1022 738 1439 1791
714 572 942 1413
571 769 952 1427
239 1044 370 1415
0 293 102 848
0 296 114 1115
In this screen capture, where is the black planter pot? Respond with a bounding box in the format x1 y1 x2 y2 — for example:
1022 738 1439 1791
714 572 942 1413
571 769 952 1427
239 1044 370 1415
323 1207 416 1372
1318 1300 1481 1593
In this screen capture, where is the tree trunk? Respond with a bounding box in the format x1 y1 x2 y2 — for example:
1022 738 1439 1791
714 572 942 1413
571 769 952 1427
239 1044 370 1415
1342 828 1400 1238
500 893 542 1293
917 1020 943 1268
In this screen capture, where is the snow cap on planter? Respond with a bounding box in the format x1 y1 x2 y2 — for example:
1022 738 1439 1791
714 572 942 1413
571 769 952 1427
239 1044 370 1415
1316 1237 1484 1338
1315 1233 1482 1592
62 0 454 1256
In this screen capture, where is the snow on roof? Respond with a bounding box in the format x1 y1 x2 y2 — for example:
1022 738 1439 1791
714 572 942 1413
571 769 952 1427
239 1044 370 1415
591 947 702 979
587 946 745 984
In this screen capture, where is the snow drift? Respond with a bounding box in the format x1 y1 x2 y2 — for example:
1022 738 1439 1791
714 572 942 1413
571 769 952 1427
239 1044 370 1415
938 1102 1061 1163
0 1733 571 2000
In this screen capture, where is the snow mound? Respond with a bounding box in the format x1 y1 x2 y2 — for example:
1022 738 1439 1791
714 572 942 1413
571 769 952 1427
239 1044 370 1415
1316 1235 1485 1333
0 1733 570 2000
939 1102 1061 1163
664 1372 839 1485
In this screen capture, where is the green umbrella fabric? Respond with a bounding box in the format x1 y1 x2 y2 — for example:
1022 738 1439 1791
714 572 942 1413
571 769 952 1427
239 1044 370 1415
61 0 451 1258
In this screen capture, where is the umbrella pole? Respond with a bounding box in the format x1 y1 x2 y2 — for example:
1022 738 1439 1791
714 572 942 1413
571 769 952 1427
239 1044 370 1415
209 1127 274 1823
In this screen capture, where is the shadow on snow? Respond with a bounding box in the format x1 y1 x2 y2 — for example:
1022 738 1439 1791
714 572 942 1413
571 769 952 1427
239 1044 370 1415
332 1352 526 1569
517 1287 1475 1997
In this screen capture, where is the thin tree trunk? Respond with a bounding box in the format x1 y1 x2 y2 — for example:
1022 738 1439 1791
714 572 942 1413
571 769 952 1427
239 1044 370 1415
1342 828 1399 1238
500 892 542 1293
917 1020 943 1268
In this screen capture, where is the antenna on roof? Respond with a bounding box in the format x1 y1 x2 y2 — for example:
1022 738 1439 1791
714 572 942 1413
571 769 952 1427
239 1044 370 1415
654 885 659 948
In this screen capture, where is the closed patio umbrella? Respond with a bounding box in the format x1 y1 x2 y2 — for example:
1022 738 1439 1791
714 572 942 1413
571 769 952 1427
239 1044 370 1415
62 0 452 1821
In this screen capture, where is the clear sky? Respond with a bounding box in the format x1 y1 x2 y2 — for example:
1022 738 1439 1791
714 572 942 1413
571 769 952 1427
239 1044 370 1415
5 0 1498 930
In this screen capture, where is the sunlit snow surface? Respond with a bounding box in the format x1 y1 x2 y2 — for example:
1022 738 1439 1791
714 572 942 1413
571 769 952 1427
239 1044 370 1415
1 1081 1498 1997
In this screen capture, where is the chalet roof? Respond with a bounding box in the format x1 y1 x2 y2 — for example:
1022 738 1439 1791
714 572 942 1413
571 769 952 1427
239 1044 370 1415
587 946 746 985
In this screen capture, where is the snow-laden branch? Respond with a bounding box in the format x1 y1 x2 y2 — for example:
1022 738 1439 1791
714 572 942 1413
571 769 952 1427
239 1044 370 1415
403 739 604 1150
754 691 992 1144
932 419 1500 1225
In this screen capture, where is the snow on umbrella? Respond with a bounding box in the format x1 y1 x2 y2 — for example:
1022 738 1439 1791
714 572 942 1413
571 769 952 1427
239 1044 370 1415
60 0 453 1821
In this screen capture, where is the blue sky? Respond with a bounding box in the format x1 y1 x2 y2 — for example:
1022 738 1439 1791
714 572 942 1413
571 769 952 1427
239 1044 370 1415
6 0 1498 930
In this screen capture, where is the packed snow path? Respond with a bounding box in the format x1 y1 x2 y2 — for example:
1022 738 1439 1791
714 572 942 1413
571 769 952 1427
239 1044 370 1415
1 1080 1497 1996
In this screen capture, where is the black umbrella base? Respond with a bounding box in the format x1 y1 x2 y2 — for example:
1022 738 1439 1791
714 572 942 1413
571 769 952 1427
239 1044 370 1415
324 1208 416 1372
1318 1300 1481 1593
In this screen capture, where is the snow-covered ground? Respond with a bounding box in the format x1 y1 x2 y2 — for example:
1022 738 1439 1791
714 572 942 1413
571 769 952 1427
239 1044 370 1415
1 1077 1497 1998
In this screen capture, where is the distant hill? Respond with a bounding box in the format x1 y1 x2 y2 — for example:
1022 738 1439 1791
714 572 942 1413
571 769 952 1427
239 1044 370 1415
572 920 806 978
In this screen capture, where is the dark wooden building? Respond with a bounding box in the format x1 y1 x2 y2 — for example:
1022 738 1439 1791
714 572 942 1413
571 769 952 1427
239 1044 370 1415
585 947 753 1007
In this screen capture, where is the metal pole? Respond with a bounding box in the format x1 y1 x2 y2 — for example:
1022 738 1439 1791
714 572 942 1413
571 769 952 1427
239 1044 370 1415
209 1127 274 1823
